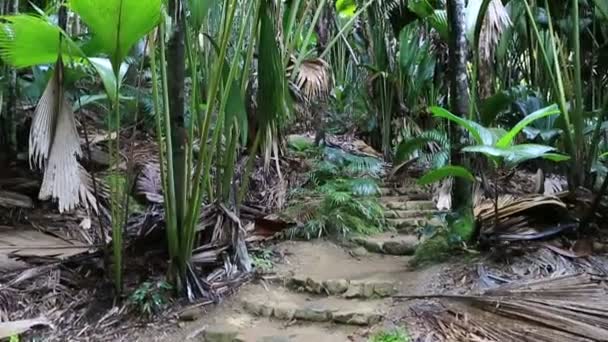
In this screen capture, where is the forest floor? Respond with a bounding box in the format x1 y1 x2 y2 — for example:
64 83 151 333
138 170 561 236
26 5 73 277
133 182 449 342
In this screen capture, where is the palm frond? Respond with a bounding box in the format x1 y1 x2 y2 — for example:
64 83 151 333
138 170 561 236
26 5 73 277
287 57 331 101
0 14 80 68
68 0 162 70
31 59 94 213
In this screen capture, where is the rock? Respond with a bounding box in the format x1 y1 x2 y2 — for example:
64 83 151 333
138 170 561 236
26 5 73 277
405 200 435 210
333 311 383 326
287 276 307 288
373 281 397 297
305 278 324 294
323 279 349 295
344 280 374 298
203 325 241 342
257 337 290 342
243 301 274 317
294 307 331 322
179 307 204 321
273 306 296 320
383 239 417 255
352 237 383 253
350 246 369 257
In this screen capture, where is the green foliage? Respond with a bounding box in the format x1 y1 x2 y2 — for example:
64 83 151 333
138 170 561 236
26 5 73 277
287 135 316 153
424 104 568 183
9 335 19 342
251 249 274 272
68 0 162 72
369 327 411 342
285 148 386 239
0 15 82 68
128 281 172 318
394 129 449 168
418 166 475 186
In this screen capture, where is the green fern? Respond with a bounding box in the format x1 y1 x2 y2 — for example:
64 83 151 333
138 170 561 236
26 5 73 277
284 148 386 239
394 129 450 168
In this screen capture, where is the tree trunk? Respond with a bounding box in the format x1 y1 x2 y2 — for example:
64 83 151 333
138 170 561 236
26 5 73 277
0 0 18 160
447 0 475 241
167 0 188 231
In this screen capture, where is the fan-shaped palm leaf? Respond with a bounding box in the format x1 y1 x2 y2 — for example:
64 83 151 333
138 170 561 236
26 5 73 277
68 0 162 72
288 57 331 101
30 58 94 213
0 14 81 68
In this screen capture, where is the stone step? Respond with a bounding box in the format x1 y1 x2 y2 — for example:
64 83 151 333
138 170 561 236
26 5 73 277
384 209 437 219
352 233 419 256
387 218 427 233
383 200 435 211
281 276 398 298
378 187 429 197
191 318 359 342
242 285 386 326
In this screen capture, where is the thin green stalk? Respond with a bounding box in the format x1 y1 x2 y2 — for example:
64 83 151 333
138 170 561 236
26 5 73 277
185 0 239 262
290 0 327 81
238 130 262 205
215 0 254 202
283 0 303 63
572 0 585 185
111 69 122 293
149 31 177 264
159 17 181 271
319 0 374 59
241 0 262 96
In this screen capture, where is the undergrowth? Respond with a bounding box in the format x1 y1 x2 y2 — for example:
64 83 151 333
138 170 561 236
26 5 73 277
369 327 411 342
412 211 476 266
283 140 387 239
128 281 172 318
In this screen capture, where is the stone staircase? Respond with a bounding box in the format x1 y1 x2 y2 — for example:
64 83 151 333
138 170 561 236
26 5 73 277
163 182 443 342
169 237 446 342
348 183 444 257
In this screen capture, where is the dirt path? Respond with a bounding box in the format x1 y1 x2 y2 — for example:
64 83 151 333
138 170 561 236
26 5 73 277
136 184 449 342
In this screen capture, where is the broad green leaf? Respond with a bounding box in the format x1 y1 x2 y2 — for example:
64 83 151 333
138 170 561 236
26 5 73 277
408 0 434 18
336 0 357 18
88 58 129 103
600 151 608 160
394 136 436 164
418 166 475 185
592 0 608 21
504 144 556 165
462 145 508 159
0 15 81 68
496 104 560 148
479 90 513 126
541 153 570 162
428 10 448 40
429 106 497 145
189 0 214 31
69 0 161 72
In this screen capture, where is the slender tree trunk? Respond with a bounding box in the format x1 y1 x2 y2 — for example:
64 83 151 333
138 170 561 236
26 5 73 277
1 0 18 160
167 0 188 234
447 0 475 240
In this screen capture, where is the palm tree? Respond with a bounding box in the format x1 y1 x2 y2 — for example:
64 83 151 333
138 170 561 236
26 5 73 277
447 0 475 239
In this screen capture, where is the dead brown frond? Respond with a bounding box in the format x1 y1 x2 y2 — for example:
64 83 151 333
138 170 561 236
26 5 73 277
0 225 91 272
29 58 95 213
475 194 573 241
287 57 331 101
413 273 608 342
